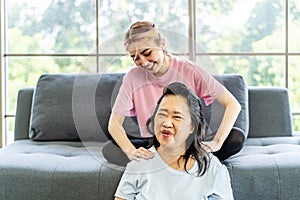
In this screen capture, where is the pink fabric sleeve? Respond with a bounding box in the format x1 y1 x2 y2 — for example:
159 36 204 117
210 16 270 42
190 62 224 106
171 56 224 106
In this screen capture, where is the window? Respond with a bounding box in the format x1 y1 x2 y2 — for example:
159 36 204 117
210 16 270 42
1 0 299 146
195 0 300 132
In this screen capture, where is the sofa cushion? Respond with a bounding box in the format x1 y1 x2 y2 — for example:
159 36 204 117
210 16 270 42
0 140 124 200
247 87 293 137
30 73 124 141
203 74 249 138
224 136 300 199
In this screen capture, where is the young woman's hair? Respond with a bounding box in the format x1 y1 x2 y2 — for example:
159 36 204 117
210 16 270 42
146 82 211 176
124 21 166 51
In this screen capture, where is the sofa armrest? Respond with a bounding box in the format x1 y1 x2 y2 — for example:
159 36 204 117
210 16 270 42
14 87 34 140
248 86 293 138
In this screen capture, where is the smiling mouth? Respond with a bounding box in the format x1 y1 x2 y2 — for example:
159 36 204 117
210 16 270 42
143 62 155 70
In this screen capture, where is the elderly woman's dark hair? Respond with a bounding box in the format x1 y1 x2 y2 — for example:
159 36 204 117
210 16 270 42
146 82 211 176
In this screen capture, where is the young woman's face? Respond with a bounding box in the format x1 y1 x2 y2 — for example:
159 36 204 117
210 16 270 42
128 41 166 75
154 95 194 150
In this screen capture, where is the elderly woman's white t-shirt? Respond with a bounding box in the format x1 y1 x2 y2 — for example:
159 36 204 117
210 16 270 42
115 147 234 200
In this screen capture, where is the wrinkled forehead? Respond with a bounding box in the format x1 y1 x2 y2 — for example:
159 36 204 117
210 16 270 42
158 95 189 113
127 40 160 52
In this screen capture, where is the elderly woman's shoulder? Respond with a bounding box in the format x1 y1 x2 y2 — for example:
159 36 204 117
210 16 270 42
206 154 229 174
124 147 167 174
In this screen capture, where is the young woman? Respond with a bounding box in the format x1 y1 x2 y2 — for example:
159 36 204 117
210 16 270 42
114 82 234 199
103 21 244 166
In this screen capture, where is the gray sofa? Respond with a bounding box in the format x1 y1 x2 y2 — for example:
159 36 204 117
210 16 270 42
0 73 300 200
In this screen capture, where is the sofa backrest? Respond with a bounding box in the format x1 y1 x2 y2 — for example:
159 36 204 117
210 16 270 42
14 87 34 140
14 73 250 142
206 74 249 138
27 73 126 142
247 86 293 137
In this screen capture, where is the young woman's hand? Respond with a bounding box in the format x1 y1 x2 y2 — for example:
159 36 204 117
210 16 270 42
202 140 222 153
126 147 154 160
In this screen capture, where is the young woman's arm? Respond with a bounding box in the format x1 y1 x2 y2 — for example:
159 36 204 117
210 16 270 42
203 88 241 152
108 112 153 160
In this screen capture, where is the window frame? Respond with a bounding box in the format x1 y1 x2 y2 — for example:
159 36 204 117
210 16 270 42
1 0 299 146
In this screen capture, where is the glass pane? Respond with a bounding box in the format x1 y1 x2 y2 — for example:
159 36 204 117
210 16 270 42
98 0 189 54
99 56 137 73
289 0 300 52
198 55 285 87
7 0 96 54
5 117 15 145
196 0 285 53
292 115 300 132
289 56 300 113
6 56 97 115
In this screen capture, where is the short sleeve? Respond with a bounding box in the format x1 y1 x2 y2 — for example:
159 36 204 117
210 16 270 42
209 165 234 200
192 64 224 106
114 170 139 200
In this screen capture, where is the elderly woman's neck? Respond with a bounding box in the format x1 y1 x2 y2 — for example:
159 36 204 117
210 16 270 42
157 146 194 170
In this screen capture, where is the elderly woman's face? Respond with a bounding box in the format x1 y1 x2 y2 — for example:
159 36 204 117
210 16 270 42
154 94 194 149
